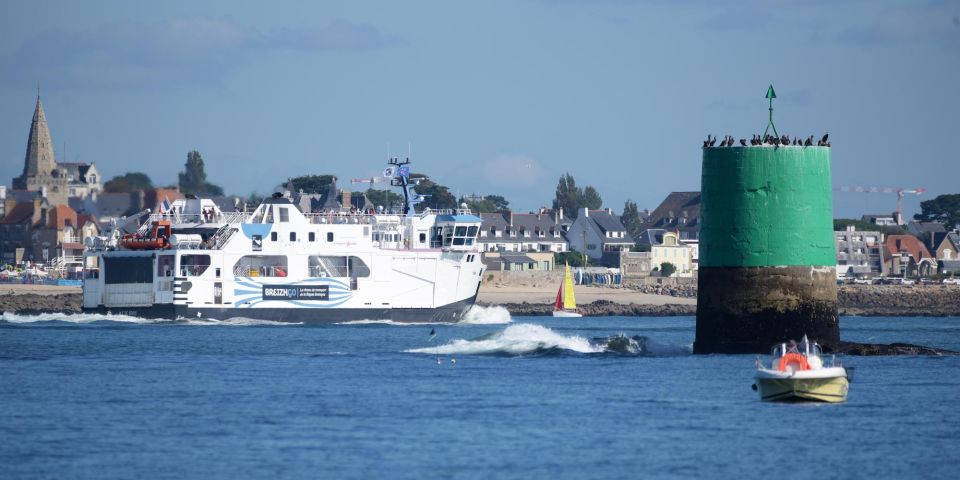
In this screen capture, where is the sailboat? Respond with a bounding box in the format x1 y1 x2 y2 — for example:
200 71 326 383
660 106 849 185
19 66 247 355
552 264 582 317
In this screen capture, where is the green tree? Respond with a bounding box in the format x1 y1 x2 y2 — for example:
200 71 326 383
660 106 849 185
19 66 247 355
461 194 511 213
914 193 960 229
414 178 457 210
660 262 677 277
582 186 603 210
287 174 337 194
552 173 604 218
833 218 904 235
178 151 223 196
366 188 403 210
553 173 581 217
554 251 585 268
621 199 644 240
104 172 153 193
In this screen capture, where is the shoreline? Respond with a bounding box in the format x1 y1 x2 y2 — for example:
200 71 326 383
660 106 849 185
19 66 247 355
2 284 959 317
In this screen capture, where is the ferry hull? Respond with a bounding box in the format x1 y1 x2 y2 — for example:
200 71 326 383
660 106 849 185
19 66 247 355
83 294 478 324
755 376 849 403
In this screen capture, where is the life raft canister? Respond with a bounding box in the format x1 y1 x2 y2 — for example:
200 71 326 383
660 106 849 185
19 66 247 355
778 352 810 372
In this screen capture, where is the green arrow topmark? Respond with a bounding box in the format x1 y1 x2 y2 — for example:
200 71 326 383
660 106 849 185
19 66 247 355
763 84 779 138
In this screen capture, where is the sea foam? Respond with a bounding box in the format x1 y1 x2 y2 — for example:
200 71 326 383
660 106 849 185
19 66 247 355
406 323 601 356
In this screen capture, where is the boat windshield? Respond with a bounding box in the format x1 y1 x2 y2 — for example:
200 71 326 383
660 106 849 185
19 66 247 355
771 340 822 358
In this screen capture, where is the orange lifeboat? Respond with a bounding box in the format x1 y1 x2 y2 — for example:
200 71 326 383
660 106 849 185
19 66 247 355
120 220 172 250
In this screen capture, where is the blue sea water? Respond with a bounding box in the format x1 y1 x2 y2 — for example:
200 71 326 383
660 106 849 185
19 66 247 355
1 308 959 480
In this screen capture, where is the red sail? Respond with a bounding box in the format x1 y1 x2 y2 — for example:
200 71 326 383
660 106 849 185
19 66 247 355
554 284 563 309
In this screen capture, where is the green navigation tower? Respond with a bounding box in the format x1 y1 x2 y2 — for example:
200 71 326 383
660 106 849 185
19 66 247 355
694 86 839 354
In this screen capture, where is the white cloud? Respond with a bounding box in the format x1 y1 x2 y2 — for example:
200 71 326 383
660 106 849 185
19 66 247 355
0 17 400 91
480 154 547 189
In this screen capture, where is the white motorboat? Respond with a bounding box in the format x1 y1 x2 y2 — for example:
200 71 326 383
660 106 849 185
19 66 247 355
752 335 849 403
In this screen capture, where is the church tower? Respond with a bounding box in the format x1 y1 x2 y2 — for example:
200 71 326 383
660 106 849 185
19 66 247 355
13 96 57 189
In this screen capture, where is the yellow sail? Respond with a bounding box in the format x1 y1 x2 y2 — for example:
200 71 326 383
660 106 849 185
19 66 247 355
563 264 576 309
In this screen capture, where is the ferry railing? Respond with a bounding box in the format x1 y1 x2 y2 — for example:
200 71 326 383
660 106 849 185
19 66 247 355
211 225 238 250
303 213 377 225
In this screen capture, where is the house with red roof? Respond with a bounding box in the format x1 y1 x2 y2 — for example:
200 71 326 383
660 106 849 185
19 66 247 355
883 234 937 278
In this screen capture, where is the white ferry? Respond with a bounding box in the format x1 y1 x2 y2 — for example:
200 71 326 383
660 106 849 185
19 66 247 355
81 159 485 323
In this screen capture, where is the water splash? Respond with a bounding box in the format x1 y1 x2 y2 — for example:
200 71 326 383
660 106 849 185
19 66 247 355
598 334 692 356
406 323 601 356
0 312 299 326
460 305 512 325
1 312 161 324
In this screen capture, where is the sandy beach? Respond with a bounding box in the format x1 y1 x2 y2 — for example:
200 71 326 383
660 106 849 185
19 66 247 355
1 284 82 296
477 283 695 306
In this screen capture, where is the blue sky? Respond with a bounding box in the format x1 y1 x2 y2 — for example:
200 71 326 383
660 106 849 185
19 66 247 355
1 0 957 218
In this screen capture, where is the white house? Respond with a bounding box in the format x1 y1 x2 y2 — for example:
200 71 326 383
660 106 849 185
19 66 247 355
567 207 634 264
645 229 694 277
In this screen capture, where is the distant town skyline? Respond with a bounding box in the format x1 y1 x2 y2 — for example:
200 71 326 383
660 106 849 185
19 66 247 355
1 0 957 218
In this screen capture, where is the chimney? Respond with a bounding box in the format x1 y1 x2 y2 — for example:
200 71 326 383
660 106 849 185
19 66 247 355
581 207 589 218
558 207 564 222
341 189 352 211
32 196 43 225
4 197 16 218
606 207 612 215
509 211 514 227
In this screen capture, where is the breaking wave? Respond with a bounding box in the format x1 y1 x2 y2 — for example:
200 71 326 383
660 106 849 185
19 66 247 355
406 325 693 357
406 324 601 356
460 305 512 324
597 334 693 356
0 312 299 326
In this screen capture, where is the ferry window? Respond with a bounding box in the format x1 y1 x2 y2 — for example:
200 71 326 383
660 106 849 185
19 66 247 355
453 238 465 246
234 255 288 277
290 232 297 241
327 232 334 242
180 254 211 277
271 232 278 241
309 232 316 242
308 256 370 278
419 233 426 244
278 207 289 223
467 226 478 236
348 257 370 277
455 226 468 236
309 256 346 277
157 255 175 277
215 268 221 278
264 207 274 223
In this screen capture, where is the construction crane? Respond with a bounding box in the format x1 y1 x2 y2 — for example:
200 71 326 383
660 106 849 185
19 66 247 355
835 186 926 225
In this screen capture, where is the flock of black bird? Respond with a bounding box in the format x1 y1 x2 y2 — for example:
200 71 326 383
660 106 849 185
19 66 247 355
703 133 830 148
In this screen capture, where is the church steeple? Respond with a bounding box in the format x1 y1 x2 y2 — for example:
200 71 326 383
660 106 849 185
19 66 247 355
22 95 56 179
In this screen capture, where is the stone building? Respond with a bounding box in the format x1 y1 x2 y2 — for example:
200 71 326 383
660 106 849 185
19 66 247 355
11 96 101 205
